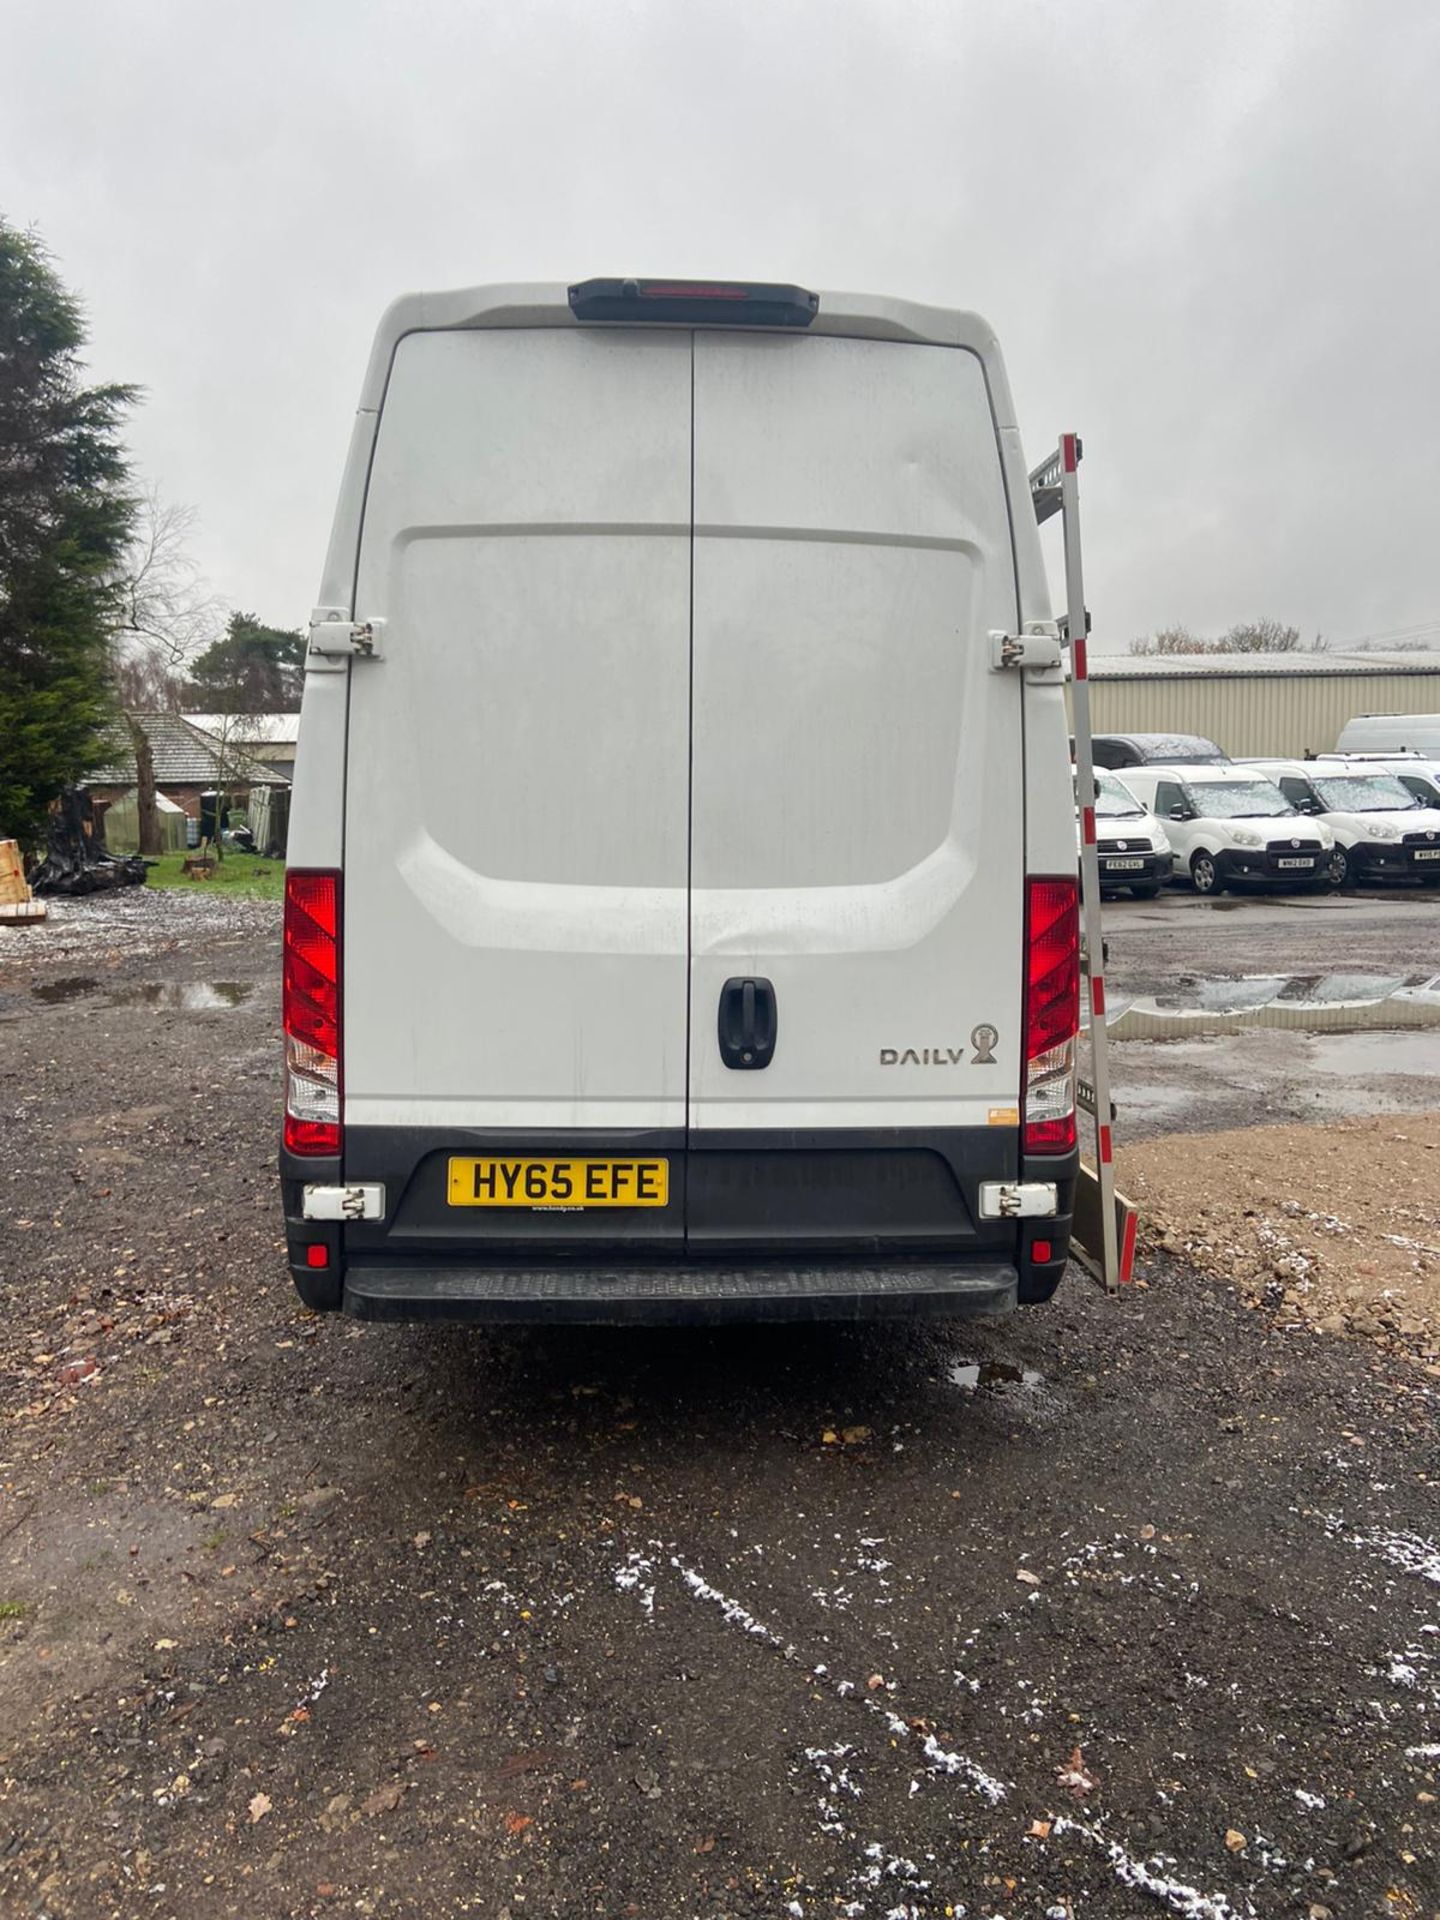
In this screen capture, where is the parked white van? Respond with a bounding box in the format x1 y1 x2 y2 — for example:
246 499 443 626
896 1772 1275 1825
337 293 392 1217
1313 752 1440 810
1335 714 1440 758
1119 765 1333 895
282 280 1081 1323
1082 769 1174 897
1242 758 1440 887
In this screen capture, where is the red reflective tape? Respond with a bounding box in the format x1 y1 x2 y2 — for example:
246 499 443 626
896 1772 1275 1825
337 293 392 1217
1091 977 1106 1015
1119 1208 1138 1285
1099 1124 1113 1164
1062 432 1078 473
1082 805 1096 844
1074 634 1088 679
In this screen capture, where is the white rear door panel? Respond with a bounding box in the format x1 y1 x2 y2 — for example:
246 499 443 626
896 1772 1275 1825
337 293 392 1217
689 333 1022 1130
345 329 692 1130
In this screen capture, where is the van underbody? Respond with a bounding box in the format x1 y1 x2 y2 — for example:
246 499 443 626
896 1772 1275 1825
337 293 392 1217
282 1127 1076 1321
280 282 1081 1324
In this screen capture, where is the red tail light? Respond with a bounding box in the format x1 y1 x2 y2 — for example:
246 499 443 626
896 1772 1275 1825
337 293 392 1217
568 278 819 328
283 869 341 1156
1022 876 1079 1153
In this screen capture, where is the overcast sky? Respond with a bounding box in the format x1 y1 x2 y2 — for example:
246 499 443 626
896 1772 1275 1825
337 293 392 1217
3 0 1437 652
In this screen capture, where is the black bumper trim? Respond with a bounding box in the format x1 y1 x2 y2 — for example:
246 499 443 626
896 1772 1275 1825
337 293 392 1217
1098 852 1173 888
342 1257 1019 1325
1214 849 1323 885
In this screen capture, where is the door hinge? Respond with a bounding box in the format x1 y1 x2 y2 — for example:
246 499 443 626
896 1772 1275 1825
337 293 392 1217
308 609 385 659
989 627 1063 676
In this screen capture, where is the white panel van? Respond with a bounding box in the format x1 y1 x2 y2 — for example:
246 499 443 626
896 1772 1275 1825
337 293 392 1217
1335 714 1440 758
1242 758 1440 887
1313 752 1440 810
1120 765 1334 894
281 280 1080 1323
1083 769 1175 897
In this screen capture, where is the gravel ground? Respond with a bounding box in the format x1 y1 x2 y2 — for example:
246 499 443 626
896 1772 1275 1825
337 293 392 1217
1 891 1439 1920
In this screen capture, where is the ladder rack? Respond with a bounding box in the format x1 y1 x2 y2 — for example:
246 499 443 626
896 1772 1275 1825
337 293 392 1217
1029 434 1138 1292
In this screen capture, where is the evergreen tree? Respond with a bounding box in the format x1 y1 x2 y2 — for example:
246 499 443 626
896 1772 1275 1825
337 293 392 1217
0 218 136 846
188 612 305 712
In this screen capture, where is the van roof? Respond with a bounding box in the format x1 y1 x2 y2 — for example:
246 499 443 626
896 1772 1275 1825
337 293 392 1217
1319 747 1422 758
1136 764 1278 783
353 283 1014 416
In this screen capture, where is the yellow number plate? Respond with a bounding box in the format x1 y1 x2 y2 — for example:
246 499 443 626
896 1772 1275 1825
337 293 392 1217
446 1157 669 1208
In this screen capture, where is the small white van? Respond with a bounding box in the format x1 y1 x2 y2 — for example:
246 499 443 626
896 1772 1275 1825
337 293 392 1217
1313 752 1440 810
1242 758 1440 887
1336 713 1440 758
1119 765 1333 894
281 280 1081 1323
1082 769 1174 896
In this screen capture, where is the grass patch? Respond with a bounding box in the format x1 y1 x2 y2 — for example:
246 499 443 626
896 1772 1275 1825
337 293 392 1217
0 1601 28 1620
144 851 285 902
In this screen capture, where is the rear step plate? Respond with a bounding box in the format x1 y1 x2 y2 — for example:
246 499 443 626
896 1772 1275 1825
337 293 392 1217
343 1260 1017 1325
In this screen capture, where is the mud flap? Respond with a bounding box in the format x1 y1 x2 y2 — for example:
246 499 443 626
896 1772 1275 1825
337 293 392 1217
1070 1160 1138 1291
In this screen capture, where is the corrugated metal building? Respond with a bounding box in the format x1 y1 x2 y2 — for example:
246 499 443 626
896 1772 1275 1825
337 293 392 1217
1083 651 1440 758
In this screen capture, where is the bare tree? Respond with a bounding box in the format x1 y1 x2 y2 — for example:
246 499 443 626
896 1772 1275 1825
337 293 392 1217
1130 619 1307 657
107 486 226 852
1129 624 1211 656
111 484 225 665
1219 618 1300 653
112 646 187 710
189 704 276 864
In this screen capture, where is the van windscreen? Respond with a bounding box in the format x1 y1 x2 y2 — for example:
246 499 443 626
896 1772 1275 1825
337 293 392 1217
1189 780 1295 819
1312 774 1419 811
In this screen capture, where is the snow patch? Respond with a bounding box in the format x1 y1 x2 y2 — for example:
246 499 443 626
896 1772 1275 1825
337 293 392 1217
672 1557 793 1653
1053 1816 1255 1920
918 1732 1007 1804
613 1551 656 1618
1339 1522 1440 1586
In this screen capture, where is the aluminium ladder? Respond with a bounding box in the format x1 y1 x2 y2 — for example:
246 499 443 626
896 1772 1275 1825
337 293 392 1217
1030 434 1138 1291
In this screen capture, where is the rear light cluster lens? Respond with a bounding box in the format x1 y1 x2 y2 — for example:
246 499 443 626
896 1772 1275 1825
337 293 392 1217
1023 876 1079 1154
283 870 341 1156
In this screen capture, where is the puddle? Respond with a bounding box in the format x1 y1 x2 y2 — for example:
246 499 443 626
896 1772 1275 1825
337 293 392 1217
1102 972 1440 1040
949 1360 1044 1393
31 979 255 1011
1306 1031 1440 1077
30 976 100 1004
1147 978 1289 1014
111 982 255 1010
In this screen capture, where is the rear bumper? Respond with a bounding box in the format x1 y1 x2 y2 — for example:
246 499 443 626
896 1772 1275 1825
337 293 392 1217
341 1256 1019 1324
280 1126 1077 1321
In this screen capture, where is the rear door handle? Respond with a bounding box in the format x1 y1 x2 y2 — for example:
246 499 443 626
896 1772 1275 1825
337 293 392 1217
717 977 777 1070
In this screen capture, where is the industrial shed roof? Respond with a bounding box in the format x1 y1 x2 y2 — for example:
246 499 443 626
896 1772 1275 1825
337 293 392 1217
1091 650 1440 680
86 713 288 788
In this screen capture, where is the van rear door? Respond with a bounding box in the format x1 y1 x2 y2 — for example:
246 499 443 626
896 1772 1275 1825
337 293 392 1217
685 333 1025 1253
340 328 692 1250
